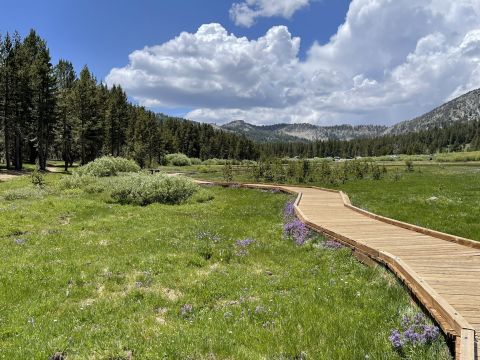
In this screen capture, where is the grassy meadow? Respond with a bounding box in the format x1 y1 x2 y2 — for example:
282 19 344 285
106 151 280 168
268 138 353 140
0 173 451 359
162 162 480 242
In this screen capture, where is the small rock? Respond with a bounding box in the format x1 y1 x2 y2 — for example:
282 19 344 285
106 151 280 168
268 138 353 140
49 352 65 360
14 238 26 245
427 196 439 202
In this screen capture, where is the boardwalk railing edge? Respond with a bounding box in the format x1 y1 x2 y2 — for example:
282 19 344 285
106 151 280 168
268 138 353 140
195 180 477 360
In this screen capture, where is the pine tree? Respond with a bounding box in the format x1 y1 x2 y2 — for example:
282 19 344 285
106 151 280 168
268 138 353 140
25 31 56 170
71 66 102 164
54 59 76 171
104 85 128 156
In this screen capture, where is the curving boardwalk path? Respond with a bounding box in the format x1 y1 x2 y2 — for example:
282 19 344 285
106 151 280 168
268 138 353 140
199 181 480 359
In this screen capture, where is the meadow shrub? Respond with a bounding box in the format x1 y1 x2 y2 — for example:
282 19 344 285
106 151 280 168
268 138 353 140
435 151 480 162
30 169 46 188
196 165 217 173
165 153 191 166
191 188 215 203
110 173 198 205
202 158 227 165
372 164 383 180
222 164 233 182
58 174 97 190
76 156 140 177
405 160 414 172
190 157 202 165
3 187 48 201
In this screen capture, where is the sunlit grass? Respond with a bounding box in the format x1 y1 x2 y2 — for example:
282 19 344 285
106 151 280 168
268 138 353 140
0 175 451 359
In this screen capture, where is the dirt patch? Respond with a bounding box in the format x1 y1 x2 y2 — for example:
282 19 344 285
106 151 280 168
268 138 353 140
0 171 23 181
162 288 183 301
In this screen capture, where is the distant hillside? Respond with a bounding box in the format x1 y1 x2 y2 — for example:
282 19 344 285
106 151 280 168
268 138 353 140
385 88 480 135
221 120 387 142
218 88 480 142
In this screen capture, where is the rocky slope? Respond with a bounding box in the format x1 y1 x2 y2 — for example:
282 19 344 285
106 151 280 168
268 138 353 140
219 88 480 142
384 88 480 135
221 120 387 142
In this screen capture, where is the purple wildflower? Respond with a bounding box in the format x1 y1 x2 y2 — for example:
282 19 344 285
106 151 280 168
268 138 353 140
404 328 422 345
413 312 426 325
389 329 404 349
283 201 295 220
323 240 343 249
236 238 255 247
389 312 441 351
236 248 248 257
284 219 310 245
423 325 440 343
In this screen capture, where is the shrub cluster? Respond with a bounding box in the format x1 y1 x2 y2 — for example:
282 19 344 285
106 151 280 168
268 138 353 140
164 153 191 166
58 174 98 190
76 156 140 177
3 187 49 201
249 159 388 185
435 150 480 162
110 173 198 205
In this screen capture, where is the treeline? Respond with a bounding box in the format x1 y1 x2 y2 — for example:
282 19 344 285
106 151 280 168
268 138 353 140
259 120 480 159
2 30 479 169
0 30 258 171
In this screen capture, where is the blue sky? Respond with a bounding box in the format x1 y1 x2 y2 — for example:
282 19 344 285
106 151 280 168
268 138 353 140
2 0 480 126
0 0 350 81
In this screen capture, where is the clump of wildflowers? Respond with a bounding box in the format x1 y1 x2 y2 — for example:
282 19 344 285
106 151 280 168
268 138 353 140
322 239 343 250
284 219 309 245
389 312 440 352
283 201 295 221
389 329 404 349
283 201 310 245
236 238 255 247
235 238 255 256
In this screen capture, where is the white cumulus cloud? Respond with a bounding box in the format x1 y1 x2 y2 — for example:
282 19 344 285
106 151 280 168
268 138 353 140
229 0 311 27
107 24 305 110
106 0 480 126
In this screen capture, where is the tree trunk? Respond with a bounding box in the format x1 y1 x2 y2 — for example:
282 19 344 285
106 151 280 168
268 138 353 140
4 120 10 170
4 85 11 170
14 126 21 171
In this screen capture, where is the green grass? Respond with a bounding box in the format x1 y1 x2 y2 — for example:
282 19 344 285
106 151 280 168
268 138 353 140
334 165 480 241
167 163 480 242
0 175 450 359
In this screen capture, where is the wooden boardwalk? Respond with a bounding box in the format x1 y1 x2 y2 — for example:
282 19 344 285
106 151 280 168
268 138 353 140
228 183 479 359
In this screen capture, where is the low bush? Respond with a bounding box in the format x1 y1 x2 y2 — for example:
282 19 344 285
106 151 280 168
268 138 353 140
435 151 480 162
202 158 228 165
3 186 49 201
76 157 140 177
191 188 215 203
190 157 202 165
30 169 46 188
196 166 217 173
165 153 191 166
110 173 198 205
58 174 97 190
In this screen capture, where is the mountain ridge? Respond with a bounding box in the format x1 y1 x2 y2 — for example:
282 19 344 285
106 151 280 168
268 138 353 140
217 88 480 142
